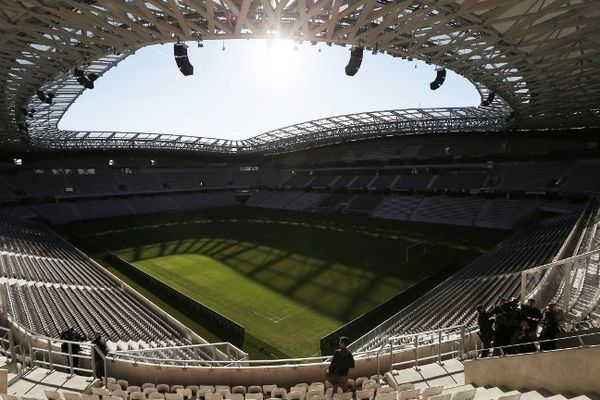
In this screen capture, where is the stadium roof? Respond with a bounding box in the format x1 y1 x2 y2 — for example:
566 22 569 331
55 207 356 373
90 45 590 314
1 0 599 154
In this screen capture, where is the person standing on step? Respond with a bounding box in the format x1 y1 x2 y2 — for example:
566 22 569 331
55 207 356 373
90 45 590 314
327 336 355 393
91 331 109 379
476 305 494 357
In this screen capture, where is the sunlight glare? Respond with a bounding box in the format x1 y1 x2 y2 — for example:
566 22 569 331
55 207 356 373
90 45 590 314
253 39 301 79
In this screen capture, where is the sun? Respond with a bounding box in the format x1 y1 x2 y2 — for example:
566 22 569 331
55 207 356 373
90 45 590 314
253 38 302 79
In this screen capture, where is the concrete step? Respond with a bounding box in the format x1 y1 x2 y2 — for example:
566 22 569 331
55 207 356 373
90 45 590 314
7 366 93 398
519 391 548 400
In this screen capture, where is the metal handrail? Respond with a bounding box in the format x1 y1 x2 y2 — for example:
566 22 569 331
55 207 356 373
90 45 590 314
474 330 600 358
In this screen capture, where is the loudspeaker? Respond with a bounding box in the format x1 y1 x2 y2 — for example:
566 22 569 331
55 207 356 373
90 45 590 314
174 43 194 76
74 68 98 89
429 68 446 90
481 92 495 106
36 90 54 104
345 47 364 76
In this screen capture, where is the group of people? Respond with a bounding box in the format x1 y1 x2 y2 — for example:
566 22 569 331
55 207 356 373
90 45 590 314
477 297 566 356
59 328 108 378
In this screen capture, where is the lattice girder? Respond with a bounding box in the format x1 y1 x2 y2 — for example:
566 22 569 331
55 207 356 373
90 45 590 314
1 0 599 153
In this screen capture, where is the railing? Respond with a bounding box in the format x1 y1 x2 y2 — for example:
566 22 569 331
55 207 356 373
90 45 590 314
374 325 470 377
111 342 248 366
520 247 600 313
471 330 600 358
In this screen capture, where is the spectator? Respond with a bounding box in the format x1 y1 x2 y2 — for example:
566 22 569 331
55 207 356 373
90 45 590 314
511 319 537 354
60 327 85 370
491 299 511 355
327 336 355 393
476 305 493 357
521 299 542 331
539 302 565 351
91 331 108 379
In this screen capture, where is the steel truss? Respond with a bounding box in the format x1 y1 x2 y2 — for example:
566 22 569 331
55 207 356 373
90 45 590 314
32 106 510 154
1 0 599 154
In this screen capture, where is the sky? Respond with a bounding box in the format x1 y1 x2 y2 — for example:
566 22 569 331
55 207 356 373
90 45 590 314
59 39 479 140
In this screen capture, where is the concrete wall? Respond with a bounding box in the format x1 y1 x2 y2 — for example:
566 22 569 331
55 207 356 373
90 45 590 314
464 345 600 394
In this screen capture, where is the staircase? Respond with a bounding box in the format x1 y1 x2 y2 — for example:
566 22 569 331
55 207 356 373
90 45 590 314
385 358 600 400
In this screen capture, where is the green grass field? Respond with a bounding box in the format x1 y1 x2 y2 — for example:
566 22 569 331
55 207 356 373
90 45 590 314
63 207 507 358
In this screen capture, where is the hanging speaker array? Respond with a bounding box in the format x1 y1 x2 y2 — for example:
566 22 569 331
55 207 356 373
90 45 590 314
174 42 194 76
429 68 446 90
74 68 99 89
345 47 364 76
36 90 54 105
481 92 496 106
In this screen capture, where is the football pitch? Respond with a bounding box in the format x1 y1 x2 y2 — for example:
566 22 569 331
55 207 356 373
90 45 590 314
64 207 506 358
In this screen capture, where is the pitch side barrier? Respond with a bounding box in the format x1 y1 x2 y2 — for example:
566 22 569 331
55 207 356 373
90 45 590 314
106 252 245 348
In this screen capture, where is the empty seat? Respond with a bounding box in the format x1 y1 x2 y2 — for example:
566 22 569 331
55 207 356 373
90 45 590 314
421 387 444 400
451 389 475 400
45 391 61 400
375 393 397 400
198 387 215 398
108 383 123 393
131 393 147 400
272 389 287 399
497 395 521 400
144 384 157 390
263 386 277 397
145 389 159 396
428 395 450 400
206 394 224 400
149 394 166 400
356 390 374 400
286 393 302 400
82 395 100 400
228 395 244 400
399 390 420 400
248 387 262 394
171 386 184 393
397 384 414 392
176 389 192 400
332 394 352 400
246 394 264 400
63 393 82 400
112 391 128 400
165 394 183 400
157 385 170 394
232 387 247 396
128 386 142 394
186 386 199 396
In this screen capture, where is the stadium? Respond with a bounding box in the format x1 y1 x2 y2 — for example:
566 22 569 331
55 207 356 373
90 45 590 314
0 0 599 400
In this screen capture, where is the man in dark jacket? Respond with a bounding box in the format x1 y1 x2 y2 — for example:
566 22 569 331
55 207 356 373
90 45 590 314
521 299 542 331
91 331 108 379
327 336 355 393
476 305 493 357
60 327 85 370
